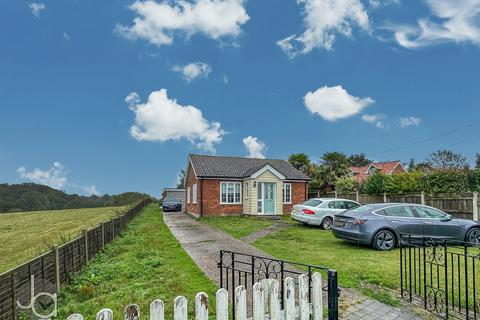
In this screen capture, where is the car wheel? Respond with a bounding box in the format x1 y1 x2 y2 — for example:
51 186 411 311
373 230 396 251
321 217 333 230
466 228 480 245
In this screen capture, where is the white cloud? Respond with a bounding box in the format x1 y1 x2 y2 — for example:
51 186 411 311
83 185 100 196
173 62 212 82
115 0 249 46
29 2 46 18
368 0 400 9
17 162 67 189
242 136 266 159
399 116 421 128
62 32 70 40
277 0 369 57
127 89 224 152
387 0 480 48
361 113 387 129
304 85 374 121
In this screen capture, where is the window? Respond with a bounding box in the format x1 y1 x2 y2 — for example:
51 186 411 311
328 201 348 209
382 206 415 218
302 199 323 207
220 182 241 204
345 201 360 209
283 183 291 203
187 187 191 204
192 184 197 204
414 206 447 219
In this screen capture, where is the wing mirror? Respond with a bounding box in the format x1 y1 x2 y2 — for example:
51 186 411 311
441 214 452 222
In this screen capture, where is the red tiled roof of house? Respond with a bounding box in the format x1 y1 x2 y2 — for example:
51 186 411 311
350 161 406 182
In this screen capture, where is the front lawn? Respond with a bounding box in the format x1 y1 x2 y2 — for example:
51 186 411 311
204 215 400 304
57 204 218 319
201 215 275 238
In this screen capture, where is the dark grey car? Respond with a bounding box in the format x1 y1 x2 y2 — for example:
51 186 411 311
332 203 480 251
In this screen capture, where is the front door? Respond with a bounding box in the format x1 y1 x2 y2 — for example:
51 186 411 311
257 182 276 214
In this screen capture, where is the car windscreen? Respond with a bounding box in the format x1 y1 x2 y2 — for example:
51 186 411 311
164 197 179 203
302 199 323 207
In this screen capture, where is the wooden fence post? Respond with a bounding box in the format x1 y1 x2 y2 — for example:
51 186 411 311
195 292 208 320
253 282 264 320
111 219 115 239
334 190 338 198
150 300 164 320
473 192 479 221
298 275 309 320
83 229 89 264
283 277 295 320
312 273 323 320
11 273 17 319
355 190 360 203
383 193 387 203
421 191 426 205
215 289 228 320
53 246 60 291
101 223 105 248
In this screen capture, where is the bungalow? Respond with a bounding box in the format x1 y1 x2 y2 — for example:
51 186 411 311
350 160 406 183
185 154 311 217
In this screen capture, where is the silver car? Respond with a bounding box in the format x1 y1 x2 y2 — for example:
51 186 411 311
291 198 361 229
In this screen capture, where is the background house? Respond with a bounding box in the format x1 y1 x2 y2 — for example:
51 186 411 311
185 154 310 217
350 160 406 183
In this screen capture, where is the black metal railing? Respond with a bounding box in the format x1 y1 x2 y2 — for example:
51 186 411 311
400 235 480 319
218 250 339 320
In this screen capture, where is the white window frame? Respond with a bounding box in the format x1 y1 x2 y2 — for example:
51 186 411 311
187 186 191 204
220 181 242 205
192 184 197 204
283 183 292 204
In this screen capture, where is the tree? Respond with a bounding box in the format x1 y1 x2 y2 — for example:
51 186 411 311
315 152 350 189
475 153 480 169
361 173 386 194
176 169 186 189
426 150 469 170
348 153 371 167
288 153 311 174
334 176 358 193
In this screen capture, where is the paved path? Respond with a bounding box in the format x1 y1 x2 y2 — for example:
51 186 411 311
240 220 291 243
163 212 428 320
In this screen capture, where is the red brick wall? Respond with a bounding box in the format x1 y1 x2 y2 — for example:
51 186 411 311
202 179 243 216
185 164 201 216
283 182 307 214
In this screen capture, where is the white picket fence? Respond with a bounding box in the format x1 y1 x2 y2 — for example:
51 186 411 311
66 273 324 320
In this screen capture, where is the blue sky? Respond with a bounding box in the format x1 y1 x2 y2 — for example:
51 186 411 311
1 0 480 197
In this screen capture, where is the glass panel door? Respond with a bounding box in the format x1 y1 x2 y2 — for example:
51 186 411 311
263 183 276 214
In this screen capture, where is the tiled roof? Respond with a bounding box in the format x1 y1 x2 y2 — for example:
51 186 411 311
350 161 405 182
189 154 311 181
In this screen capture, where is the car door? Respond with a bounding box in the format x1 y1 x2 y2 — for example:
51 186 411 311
380 205 424 238
327 201 347 215
413 205 460 240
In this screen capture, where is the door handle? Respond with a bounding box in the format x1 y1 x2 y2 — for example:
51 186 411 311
425 221 433 224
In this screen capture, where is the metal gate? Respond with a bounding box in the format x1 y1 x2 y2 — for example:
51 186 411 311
400 235 480 319
218 250 339 320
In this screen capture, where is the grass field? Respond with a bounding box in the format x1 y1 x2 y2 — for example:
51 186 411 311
0 206 127 273
57 204 218 319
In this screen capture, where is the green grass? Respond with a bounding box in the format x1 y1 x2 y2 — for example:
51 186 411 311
202 215 402 304
0 206 127 273
201 215 275 238
56 204 218 320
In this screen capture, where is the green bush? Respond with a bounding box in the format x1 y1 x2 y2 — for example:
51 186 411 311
467 169 480 192
361 173 386 194
384 171 423 194
334 176 358 193
419 170 470 194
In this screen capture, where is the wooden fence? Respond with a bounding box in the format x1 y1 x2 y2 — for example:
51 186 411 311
0 199 152 320
311 191 479 220
65 273 324 320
